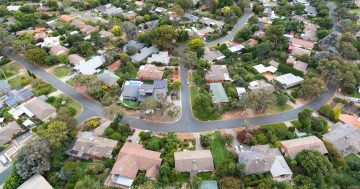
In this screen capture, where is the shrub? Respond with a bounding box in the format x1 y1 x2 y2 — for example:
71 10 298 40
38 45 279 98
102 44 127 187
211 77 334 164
318 105 335 121
200 134 211 148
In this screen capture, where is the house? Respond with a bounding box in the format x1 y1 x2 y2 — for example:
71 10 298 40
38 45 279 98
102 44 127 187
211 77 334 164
293 60 308 74
305 6 317 16
253 64 277 74
107 60 121 72
183 13 199 22
107 142 162 188
59 15 75 22
66 131 118 160
302 22 317 41
24 97 57 121
97 70 120 86
152 80 168 101
71 19 86 28
291 46 311 57
174 150 214 173
120 80 144 101
244 39 258 47
200 180 218 189
0 80 11 94
139 20 159 31
339 114 360 128
269 60 280 68
0 121 22 147
228 44 245 53
281 136 328 159
120 80 168 102
122 11 138 20
154 7 167 14
290 38 314 50
294 0 310 6
81 25 99 34
34 32 48 40
131 46 159 62
100 30 114 38
137 64 164 80
205 65 230 83
194 27 215 38
323 124 360 157
238 145 293 181
236 87 246 98
273 73 304 89
0 88 34 108
41 36 60 48
147 51 170 65
74 55 105 75
7 5 20 11
199 17 225 28
95 4 123 15
49 45 69 56
18 174 53 189
248 80 275 95
16 29 34 36
203 48 226 62
68 54 85 65
209 83 229 103
124 40 145 52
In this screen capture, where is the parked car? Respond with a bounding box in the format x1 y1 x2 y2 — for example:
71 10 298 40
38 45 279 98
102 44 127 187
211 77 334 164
0 155 7 165
129 129 135 136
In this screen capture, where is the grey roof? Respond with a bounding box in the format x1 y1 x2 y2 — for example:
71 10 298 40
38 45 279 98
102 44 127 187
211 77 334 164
1 89 34 107
174 150 214 172
139 84 154 93
305 6 317 15
209 83 229 103
139 19 159 31
273 73 304 89
122 85 140 99
293 61 308 74
97 70 120 86
18 174 53 189
131 46 159 62
323 124 360 157
74 56 105 75
0 80 10 93
0 121 22 146
105 6 123 15
183 13 199 21
248 80 275 95
203 48 225 62
24 97 56 121
153 80 168 89
124 40 145 52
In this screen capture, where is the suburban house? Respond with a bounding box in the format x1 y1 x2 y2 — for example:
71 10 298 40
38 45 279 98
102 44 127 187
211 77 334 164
273 73 304 89
108 60 122 72
209 83 229 103
0 88 34 108
238 145 293 181
289 38 314 50
203 47 226 62
49 45 69 56
18 174 53 189
281 136 328 159
81 25 99 35
147 51 170 65
228 44 245 54
120 80 168 102
41 36 60 48
137 64 164 80
302 22 317 41
248 80 275 95
253 64 277 74
8 97 56 121
174 150 214 173
58 15 75 22
74 55 105 75
0 121 23 147
244 39 258 47
99 30 114 38
305 5 317 16
68 54 85 65
97 70 120 86
106 142 162 188
71 19 86 28
95 4 123 15
323 124 360 157
66 131 118 160
199 17 225 28
0 80 11 94
205 65 230 83
236 87 246 99
131 46 159 62
183 13 199 22
139 20 159 31
293 60 308 74
124 40 144 52
291 46 311 57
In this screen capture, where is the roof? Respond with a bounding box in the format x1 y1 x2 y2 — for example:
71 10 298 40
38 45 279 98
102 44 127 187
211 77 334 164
74 56 105 75
152 80 168 101
137 64 164 80
228 44 244 53
209 83 229 103
199 17 224 28
339 114 360 127
281 136 328 159
291 46 311 57
99 30 114 38
81 25 99 34
131 46 159 62
184 13 199 21
49 45 69 56
244 39 258 47
203 48 225 62
97 70 120 86
323 124 360 156
59 15 75 22
107 60 121 72
238 145 292 178
253 64 277 73
0 80 10 93
18 174 53 189
67 131 118 159
110 142 162 182
291 38 314 50
274 73 304 88
293 61 308 74
269 60 279 68
147 51 170 65
139 20 159 31
24 97 56 121
0 121 22 146
68 54 85 65
205 65 229 82
2 89 34 107
200 180 218 189
248 80 275 94
124 40 145 52
71 19 86 28
175 150 214 172
305 5 317 15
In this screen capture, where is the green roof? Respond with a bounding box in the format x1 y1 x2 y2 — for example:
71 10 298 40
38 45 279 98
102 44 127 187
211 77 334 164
209 83 229 103
200 180 218 189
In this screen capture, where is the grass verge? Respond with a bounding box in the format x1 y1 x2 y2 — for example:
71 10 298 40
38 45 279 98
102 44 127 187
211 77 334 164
52 66 73 78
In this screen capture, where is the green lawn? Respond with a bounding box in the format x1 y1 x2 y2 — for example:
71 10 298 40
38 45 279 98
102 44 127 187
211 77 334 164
269 104 293 113
190 87 220 121
32 80 57 96
345 153 360 162
350 8 360 16
0 62 21 80
8 75 32 88
66 77 76 86
123 99 139 108
59 94 83 118
351 92 360 99
211 131 228 167
52 66 73 78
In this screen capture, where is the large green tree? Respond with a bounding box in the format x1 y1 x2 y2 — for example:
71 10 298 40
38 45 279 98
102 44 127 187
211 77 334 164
25 48 47 65
152 25 176 49
297 77 327 99
219 177 241 189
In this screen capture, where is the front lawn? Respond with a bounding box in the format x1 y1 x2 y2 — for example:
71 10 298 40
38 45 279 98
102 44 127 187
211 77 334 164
190 87 220 121
8 74 32 88
351 92 360 99
0 62 21 80
210 131 228 167
52 66 73 78
269 104 293 113
345 153 360 163
123 99 139 108
32 80 57 96
350 8 360 16
46 94 83 117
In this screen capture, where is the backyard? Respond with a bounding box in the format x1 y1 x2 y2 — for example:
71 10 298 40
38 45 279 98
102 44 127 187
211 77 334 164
52 65 73 78
8 74 32 88
0 62 21 80
210 131 228 167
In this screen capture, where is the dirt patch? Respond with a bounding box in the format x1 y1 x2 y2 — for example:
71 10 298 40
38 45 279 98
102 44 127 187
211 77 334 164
176 133 194 140
221 109 257 120
297 98 310 105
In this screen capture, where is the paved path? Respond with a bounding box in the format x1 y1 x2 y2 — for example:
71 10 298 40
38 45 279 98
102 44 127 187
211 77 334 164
3 11 337 133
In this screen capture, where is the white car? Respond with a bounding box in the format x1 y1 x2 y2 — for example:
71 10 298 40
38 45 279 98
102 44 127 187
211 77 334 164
239 145 244 152
0 155 7 165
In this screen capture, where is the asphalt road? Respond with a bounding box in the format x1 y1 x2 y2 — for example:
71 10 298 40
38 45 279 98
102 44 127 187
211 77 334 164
3 10 337 133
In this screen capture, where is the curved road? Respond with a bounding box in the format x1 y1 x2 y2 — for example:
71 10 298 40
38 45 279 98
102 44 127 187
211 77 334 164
3 10 337 133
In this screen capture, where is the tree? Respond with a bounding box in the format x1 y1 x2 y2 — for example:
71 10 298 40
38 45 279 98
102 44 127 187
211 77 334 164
15 138 51 180
36 120 70 150
219 177 241 189
295 150 335 185
235 26 252 42
3 170 23 189
177 29 189 42
297 77 326 99
324 141 347 170
265 24 286 47
122 21 137 39
340 71 357 94
172 4 185 17
200 134 211 148
318 59 342 85
25 48 47 65
74 176 100 189
254 90 277 113
157 93 173 115
137 181 156 189
188 38 205 57
255 42 271 60
184 51 198 69
176 0 192 10
55 107 77 129
152 25 176 49
79 42 95 56
294 3 305 15
192 91 217 120
139 97 157 112
258 178 293 189
112 25 122 36
340 42 359 59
